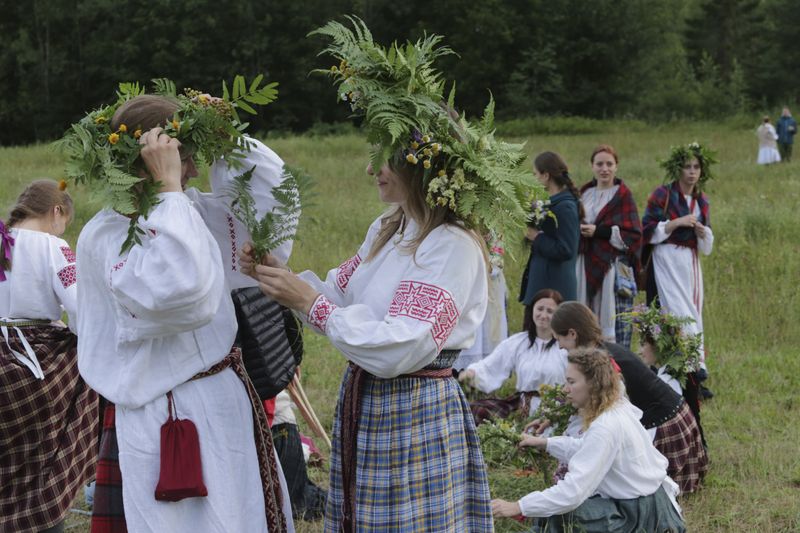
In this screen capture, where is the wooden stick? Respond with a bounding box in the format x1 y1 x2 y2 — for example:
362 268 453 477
287 376 331 449
294 375 331 449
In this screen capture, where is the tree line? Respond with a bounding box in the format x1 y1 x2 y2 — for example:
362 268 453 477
2 0 798 146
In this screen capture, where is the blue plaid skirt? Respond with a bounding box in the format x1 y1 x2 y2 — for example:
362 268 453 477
324 356 493 532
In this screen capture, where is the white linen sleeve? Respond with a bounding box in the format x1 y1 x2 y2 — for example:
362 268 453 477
468 336 519 393
649 221 671 244
544 435 584 463
609 225 627 251
108 193 225 340
698 225 713 255
303 230 485 378
50 238 78 330
519 423 618 517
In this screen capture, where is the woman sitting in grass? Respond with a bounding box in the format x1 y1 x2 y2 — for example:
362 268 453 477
491 347 686 533
459 288 567 425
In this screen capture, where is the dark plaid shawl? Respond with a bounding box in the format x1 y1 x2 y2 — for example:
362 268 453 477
0 325 99 532
642 182 710 249
579 178 643 296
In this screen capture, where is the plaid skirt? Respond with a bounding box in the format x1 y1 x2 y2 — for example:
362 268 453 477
654 402 708 493
91 404 127 533
0 325 99 532
324 363 493 532
614 293 634 349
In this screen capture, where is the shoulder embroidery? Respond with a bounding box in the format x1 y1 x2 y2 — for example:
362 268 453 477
336 254 361 292
60 246 76 263
308 294 337 333
388 280 460 351
57 264 77 289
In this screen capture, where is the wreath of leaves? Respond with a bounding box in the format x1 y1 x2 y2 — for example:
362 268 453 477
56 75 278 254
659 141 718 191
309 16 537 245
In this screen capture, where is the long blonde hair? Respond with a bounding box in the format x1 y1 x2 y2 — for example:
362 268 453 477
366 151 486 263
568 346 621 430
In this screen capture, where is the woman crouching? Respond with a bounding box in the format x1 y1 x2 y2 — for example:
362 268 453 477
492 347 685 532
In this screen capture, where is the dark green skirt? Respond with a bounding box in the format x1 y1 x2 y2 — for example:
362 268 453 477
532 485 685 533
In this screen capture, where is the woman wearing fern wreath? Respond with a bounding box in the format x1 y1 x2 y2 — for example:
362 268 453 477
491 347 685 533
64 82 293 532
519 152 581 330
576 145 642 348
641 143 715 388
241 18 533 532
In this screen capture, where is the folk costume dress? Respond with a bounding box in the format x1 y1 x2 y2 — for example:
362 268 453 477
0 227 99 533
519 399 685 533
756 123 781 164
465 332 567 425
77 139 294 533
297 216 493 532
576 178 642 347
642 182 713 369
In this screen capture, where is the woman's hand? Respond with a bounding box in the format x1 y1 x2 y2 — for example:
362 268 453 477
694 222 707 239
519 433 547 450
253 263 319 314
525 227 540 241
138 127 182 192
580 223 596 237
491 499 522 518
524 417 551 435
458 369 477 386
239 243 290 279
665 214 697 233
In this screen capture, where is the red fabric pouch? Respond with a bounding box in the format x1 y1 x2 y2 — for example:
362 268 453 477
154 391 208 502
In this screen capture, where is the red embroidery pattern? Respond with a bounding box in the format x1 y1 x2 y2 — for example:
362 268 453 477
336 254 361 292
109 259 127 286
57 264 77 289
308 295 337 333
388 280 460 351
60 246 76 263
226 214 237 271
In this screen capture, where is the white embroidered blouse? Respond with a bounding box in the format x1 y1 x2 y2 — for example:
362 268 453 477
76 139 292 408
298 216 488 378
518 399 681 517
467 332 567 414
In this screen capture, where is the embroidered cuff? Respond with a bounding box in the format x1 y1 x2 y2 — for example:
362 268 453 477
307 294 337 334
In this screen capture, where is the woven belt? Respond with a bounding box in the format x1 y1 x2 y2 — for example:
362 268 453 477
0 318 51 328
340 349 460 532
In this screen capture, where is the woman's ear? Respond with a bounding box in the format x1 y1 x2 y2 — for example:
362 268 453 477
567 328 578 340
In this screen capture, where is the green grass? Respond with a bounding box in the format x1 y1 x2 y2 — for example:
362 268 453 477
3 121 799 532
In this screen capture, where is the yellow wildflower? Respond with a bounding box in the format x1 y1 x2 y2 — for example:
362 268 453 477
198 94 209 104
411 141 419 150
438 169 447 177
95 116 107 124
118 124 127 133
422 135 430 143
423 148 432 157
58 179 68 191
172 119 180 130
108 133 120 145
406 153 418 164
331 65 339 72
423 159 431 169
134 129 142 139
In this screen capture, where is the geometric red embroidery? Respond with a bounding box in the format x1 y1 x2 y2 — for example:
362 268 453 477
336 254 361 292
388 280 460 351
226 214 237 271
60 246 76 263
308 294 337 334
57 264 77 289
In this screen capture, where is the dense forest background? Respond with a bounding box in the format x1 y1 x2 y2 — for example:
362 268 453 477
2 0 799 145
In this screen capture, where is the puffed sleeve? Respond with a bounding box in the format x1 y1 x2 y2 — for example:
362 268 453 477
50 237 78 330
518 422 618 517
108 192 225 342
467 334 522 393
301 227 486 378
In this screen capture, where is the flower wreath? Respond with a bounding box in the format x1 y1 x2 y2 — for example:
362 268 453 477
619 303 703 381
56 76 278 253
310 16 537 242
659 141 718 191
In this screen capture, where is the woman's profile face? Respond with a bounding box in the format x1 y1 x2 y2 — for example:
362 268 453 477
534 167 549 187
368 162 407 205
532 297 558 334
554 329 577 350
564 363 590 409
591 151 617 187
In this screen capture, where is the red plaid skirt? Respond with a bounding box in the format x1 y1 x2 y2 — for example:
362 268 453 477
654 401 709 493
0 325 99 532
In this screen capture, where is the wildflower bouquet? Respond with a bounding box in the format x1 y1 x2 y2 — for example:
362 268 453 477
310 16 538 243
528 198 558 229
57 76 278 253
659 141 717 191
619 303 703 381
532 383 576 436
477 419 538 470
225 165 313 263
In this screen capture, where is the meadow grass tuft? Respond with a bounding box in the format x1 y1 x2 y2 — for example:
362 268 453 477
4 122 799 532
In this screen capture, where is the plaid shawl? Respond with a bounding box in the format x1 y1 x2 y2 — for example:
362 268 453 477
0 325 99 532
642 182 710 249
579 178 643 295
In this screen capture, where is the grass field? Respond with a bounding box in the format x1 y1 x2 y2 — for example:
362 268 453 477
2 120 799 532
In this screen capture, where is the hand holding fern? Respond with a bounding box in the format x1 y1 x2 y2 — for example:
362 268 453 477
253 264 319 315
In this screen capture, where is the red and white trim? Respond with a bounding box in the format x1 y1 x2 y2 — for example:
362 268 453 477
226 214 238 272
57 264 77 289
308 294 337 334
388 280 460 351
336 254 361 292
